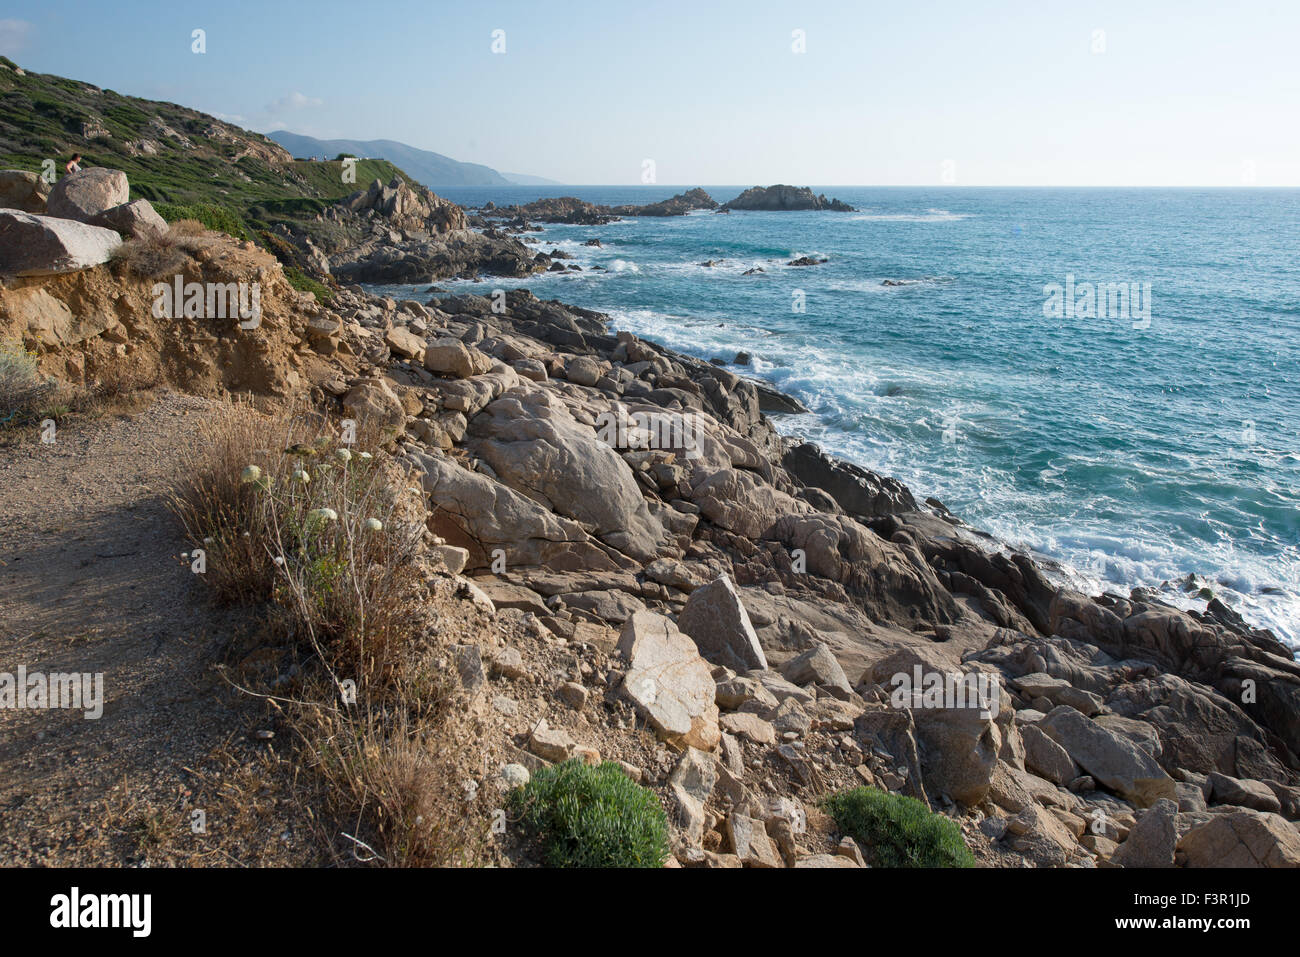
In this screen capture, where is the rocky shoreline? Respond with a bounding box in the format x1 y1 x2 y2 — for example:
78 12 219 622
4 168 1300 868
341 277 1300 866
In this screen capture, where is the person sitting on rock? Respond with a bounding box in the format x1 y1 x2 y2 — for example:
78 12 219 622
65 153 82 175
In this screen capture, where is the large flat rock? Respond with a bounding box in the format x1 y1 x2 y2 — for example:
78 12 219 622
617 610 719 750
1038 705 1176 807
1178 809 1300 868
0 209 122 277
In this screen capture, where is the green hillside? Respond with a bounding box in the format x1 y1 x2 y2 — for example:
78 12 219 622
0 56 417 242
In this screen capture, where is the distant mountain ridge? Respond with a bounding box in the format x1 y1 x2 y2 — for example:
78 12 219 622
499 171 564 186
268 131 561 187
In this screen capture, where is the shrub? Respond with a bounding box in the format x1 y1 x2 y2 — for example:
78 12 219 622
509 759 669 868
283 266 333 303
257 229 299 261
152 200 252 241
821 787 975 868
0 340 52 426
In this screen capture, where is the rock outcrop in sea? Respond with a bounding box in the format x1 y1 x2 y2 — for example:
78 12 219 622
264 175 543 284
723 184 855 212
481 189 721 227
609 188 719 217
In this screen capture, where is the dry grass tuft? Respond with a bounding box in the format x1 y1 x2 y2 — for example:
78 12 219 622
169 397 488 867
0 339 54 426
298 690 488 867
168 398 420 682
89 361 162 405
168 218 210 240
111 219 219 278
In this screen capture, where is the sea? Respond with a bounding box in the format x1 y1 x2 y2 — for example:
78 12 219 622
370 185 1300 648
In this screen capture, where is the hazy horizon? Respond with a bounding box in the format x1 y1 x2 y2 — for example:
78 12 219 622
4 0 1299 187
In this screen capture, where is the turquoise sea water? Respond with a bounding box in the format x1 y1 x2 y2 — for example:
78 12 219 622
378 186 1300 647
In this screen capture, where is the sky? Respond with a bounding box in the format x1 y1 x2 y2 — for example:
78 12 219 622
3 0 1299 186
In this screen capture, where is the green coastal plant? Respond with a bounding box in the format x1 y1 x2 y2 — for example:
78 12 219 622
821 787 975 868
283 266 334 303
509 759 669 868
153 201 253 241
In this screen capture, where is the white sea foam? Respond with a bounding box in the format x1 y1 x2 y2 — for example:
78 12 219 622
653 259 774 277
827 276 953 294
536 238 597 256
872 453 1298 647
1030 529 1300 650
745 366 1300 649
849 208 972 223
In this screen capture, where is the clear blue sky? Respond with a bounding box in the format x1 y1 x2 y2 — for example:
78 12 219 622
4 0 1298 185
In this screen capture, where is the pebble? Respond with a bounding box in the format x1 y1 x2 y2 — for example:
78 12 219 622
558 681 588 710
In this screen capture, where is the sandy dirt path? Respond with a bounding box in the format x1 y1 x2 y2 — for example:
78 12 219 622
0 391 319 865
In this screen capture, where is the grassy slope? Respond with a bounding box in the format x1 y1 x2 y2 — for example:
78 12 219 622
0 56 416 240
